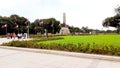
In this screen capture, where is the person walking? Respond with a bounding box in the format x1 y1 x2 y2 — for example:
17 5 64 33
10 33 13 39
6 33 10 39
12 32 16 39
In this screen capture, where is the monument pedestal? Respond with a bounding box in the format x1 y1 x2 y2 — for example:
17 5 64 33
59 27 70 35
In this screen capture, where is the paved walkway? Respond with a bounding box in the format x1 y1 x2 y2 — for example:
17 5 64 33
0 38 30 45
0 38 120 68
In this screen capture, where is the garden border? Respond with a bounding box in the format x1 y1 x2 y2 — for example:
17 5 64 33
0 45 120 62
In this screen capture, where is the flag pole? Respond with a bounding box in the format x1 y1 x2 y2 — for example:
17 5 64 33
6 24 7 35
27 22 30 38
25 19 30 38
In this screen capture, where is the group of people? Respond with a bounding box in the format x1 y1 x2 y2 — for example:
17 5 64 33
6 33 27 39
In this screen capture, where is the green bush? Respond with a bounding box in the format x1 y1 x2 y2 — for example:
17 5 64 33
0 35 6 38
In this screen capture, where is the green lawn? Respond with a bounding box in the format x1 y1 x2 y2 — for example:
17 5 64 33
3 34 120 56
38 34 120 46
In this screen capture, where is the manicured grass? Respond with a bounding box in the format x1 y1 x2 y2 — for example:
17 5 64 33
38 34 120 46
2 34 120 56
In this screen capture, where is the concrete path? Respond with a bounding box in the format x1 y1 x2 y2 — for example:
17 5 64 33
0 38 30 45
0 38 120 68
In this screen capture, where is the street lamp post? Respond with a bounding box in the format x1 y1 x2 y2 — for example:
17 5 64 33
45 29 48 38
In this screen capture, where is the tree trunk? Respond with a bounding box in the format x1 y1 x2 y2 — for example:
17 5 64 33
117 27 120 34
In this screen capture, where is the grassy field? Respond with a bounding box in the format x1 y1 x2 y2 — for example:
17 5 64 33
38 34 120 46
2 34 120 56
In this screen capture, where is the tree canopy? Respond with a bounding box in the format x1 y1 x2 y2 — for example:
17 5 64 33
0 15 62 35
103 6 120 33
0 14 27 34
103 14 120 28
0 14 83 35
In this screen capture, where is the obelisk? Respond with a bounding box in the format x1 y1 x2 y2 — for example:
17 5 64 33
63 12 66 26
59 13 70 35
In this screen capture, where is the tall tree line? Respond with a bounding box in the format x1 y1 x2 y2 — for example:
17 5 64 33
0 14 62 35
0 14 27 35
1 14 93 35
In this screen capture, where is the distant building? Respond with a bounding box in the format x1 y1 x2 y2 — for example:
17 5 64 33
90 30 98 35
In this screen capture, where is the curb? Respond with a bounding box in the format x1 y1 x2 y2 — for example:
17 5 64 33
0 46 120 62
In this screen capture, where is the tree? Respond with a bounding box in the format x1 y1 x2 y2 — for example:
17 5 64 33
0 14 27 34
0 15 62 35
9 14 27 33
74 27 81 32
81 26 90 33
30 18 61 34
103 15 120 27
103 7 120 33
42 18 60 34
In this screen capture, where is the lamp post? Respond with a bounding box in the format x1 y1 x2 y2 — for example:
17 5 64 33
45 29 48 38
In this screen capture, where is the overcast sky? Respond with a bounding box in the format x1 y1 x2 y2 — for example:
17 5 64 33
0 0 120 30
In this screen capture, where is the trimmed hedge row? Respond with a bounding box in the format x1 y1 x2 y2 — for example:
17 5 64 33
2 38 120 56
0 35 6 38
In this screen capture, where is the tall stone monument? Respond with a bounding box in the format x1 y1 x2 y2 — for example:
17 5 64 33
59 13 70 35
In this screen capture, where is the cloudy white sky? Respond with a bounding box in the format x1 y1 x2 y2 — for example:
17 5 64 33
0 0 120 30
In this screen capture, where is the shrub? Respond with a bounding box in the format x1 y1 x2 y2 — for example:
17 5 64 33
2 36 120 56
